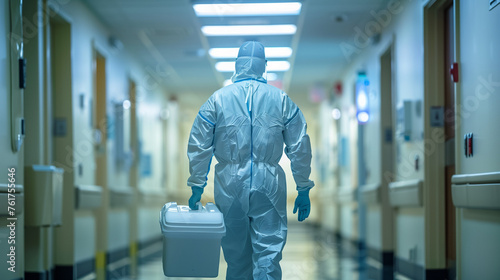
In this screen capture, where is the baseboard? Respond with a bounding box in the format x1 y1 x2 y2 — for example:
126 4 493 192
76 258 95 278
352 238 366 251
337 234 365 260
106 246 131 279
54 265 76 279
107 246 130 264
395 257 424 280
54 257 95 280
334 231 342 241
366 247 394 280
25 271 47 280
367 247 394 266
137 236 163 265
426 268 448 280
394 257 449 280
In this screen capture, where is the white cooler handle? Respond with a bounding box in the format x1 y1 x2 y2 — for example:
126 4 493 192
196 201 203 211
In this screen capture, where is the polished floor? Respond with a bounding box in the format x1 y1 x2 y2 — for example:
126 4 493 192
127 223 367 280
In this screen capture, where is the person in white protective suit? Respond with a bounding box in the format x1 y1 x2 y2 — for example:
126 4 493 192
187 41 314 280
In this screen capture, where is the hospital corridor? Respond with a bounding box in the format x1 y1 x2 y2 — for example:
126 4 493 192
1 0 500 279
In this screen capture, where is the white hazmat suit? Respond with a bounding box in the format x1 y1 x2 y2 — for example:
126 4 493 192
187 41 314 279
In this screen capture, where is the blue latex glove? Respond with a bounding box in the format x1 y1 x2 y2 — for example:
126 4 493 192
293 189 311 222
189 187 203 210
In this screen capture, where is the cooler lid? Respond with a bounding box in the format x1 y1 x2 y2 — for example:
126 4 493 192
159 202 225 234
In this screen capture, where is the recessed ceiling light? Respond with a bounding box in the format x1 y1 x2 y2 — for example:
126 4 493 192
201 25 297 36
215 61 290 72
209 47 293 59
193 2 302 17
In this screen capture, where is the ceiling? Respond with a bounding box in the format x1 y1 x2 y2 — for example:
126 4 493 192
83 0 390 110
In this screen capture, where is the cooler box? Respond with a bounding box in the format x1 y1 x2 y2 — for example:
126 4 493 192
159 202 225 277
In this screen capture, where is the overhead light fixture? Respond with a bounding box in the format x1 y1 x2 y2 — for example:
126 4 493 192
266 61 290 72
209 47 293 59
331 108 341 120
215 62 235 72
201 24 297 36
122 100 131 110
356 72 370 124
193 2 302 17
215 61 290 72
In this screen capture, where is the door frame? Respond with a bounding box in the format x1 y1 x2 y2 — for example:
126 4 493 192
379 40 396 256
91 42 109 280
422 0 456 272
47 4 76 274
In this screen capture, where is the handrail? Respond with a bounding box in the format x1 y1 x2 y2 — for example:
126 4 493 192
389 179 423 207
75 185 103 210
109 186 135 208
360 183 381 204
452 172 500 210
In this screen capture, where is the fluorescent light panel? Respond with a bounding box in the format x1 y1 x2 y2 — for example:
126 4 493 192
215 61 290 72
201 24 296 36
209 47 293 59
194 2 302 17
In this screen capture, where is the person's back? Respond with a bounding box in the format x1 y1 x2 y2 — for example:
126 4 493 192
187 41 314 280
209 81 289 166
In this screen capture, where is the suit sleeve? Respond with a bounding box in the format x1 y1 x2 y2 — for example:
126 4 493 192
187 95 216 188
282 95 315 192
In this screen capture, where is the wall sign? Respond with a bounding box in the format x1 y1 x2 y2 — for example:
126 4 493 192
430 106 444 127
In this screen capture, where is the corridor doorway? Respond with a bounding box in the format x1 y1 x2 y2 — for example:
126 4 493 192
423 0 456 277
443 3 456 278
93 48 108 280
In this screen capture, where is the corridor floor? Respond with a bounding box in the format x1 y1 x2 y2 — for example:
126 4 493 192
131 223 366 280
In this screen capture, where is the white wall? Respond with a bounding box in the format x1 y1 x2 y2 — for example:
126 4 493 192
53 0 166 191
457 1 500 279
337 0 426 264
0 1 25 279
107 210 130 252
74 213 96 263
51 0 168 263
458 0 500 174
165 101 180 195
138 208 161 242
396 208 425 265
460 209 500 280
317 102 340 232
366 206 382 250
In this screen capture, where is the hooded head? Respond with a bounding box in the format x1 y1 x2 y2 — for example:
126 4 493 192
231 41 267 83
